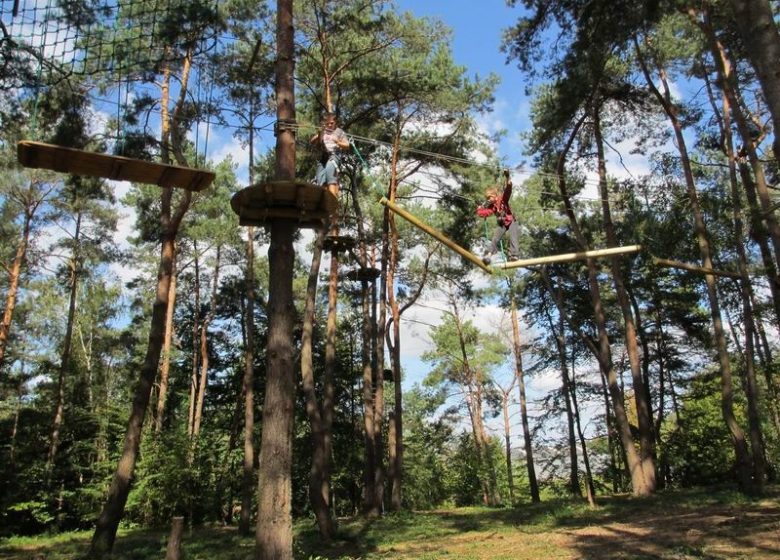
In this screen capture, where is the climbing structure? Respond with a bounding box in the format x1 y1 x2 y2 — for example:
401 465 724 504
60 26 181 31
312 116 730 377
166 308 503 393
4 0 218 190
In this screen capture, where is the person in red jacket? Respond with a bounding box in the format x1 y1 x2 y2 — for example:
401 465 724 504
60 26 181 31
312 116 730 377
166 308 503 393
476 171 519 264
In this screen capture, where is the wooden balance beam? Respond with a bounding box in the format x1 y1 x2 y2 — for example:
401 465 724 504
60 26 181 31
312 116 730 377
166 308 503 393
491 245 643 270
379 197 492 274
651 257 741 279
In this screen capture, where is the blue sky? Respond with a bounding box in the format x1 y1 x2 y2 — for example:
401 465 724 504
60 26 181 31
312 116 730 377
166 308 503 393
394 0 532 164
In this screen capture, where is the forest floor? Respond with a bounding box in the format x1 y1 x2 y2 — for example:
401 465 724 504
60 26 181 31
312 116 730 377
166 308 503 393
1 486 779 559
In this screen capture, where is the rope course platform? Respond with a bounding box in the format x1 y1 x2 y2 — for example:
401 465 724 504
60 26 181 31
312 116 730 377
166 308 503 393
17 141 215 191
493 245 643 270
231 180 337 229
324 235 356 253
345 267 381 282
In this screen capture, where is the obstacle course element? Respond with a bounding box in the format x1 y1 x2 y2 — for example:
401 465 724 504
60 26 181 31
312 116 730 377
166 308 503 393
651 257 741 279
17 141 215 191
231 180 337 229
324 235 356 253
380 197 492 273
493 245 643 270
345 267 381 282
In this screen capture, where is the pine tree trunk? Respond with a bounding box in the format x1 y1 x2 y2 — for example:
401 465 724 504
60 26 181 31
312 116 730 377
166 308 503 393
192 247 221 443
89 229 185 558
240 113 257 535
720 70 767 491
727 0 780 164
635 37 753 491
593 111 656 493
554 114 649 496
0 208 33 372
301 229 334 540
387 212 403 512
155 249 177 433
188 247 200 437
48 212 82 476
255 2 296 556
501 392 515 505
510 299 539 503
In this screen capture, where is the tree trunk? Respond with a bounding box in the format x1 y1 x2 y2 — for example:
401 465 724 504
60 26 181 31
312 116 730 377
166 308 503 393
727 0 780 164
192 247 221 443
510 299 539 503
255 1 296 557
89 227 187 557
300 229 335 540
718 59 767 491
635 36 753 491
383 136 404 511
240 109 258 535
501 390 515 505
165 516 184 560
48 211 82 476
593 110 656 493
0 208 33 373
155 248 177 433
553 114 648 496
188 245 200 437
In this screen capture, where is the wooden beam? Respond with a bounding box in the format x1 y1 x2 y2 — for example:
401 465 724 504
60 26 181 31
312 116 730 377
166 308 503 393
651 257 741 279
493 245 643 270
380 197 492 274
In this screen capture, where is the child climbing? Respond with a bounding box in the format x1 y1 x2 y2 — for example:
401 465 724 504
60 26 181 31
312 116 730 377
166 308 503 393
310 112 350 199
476 169 520 264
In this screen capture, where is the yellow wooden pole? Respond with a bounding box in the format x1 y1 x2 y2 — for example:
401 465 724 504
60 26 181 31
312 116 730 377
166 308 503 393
380 197 492 274
493 245 643 270
651 257 741 279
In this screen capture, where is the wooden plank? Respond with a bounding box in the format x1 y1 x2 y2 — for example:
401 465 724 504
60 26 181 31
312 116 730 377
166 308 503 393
17 141 215 191
652 257 741 279
380 197 492 274
493 245 643 270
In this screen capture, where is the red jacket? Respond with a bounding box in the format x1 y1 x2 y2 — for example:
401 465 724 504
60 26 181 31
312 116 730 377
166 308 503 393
476 182 514 226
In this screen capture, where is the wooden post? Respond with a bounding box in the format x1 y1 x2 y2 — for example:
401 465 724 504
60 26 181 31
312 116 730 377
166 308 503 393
379 197 492 273
493 245 643 269
165 517 184 560
651 256 741 279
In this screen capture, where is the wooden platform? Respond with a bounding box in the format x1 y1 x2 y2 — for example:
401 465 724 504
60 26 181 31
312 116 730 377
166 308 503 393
17 141 215 191
324 235 356 253
345 267 381 282
231 181 337 229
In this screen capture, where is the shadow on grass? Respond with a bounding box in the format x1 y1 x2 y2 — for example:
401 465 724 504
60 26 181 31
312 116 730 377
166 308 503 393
2 487 778 560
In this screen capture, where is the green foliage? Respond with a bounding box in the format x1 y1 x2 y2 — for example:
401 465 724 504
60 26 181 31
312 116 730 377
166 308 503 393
662 370 743 487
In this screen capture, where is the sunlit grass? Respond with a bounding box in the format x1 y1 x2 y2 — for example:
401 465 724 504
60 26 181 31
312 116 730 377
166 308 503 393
1 486 777 560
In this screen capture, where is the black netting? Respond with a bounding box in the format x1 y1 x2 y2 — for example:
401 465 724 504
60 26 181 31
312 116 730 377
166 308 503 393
1 0 219 89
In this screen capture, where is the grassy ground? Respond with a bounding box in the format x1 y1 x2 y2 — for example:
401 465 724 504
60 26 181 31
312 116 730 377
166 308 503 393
1 487 779 559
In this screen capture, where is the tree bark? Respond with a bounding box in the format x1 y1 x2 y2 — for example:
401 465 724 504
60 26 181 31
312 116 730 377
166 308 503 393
255 1 296 557
155 248 177 433
300 229 335 540
553 113 649 496
727 0 780 163
165 516 185 560
593 109 656 493
510 299 539 503
192 246 221 443
0 202 35 372
48 211 82 476
635 35 753 491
